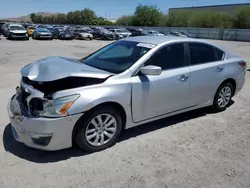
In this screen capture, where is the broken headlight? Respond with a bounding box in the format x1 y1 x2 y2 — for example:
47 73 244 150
30 94 80 117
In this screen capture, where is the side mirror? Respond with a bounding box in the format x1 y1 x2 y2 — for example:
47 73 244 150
140 65 162 76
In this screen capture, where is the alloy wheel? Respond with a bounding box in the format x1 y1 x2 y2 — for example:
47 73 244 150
85 113 117 146
217 86 232 108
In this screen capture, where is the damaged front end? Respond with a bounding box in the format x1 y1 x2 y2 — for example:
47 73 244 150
19 76 107 118
16 56 113 118
22 76 106 98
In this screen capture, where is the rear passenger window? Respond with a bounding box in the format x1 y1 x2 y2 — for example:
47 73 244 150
189 43 218 65
214 48 225 60
145 43 185 70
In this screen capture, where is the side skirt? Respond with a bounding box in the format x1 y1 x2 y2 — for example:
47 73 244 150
125 100 212 129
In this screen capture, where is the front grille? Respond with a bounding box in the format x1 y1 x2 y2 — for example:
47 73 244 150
41 34 51 36
13 33 26 36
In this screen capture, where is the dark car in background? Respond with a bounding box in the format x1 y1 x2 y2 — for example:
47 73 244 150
55 27 74 40
169 31 189 37
109 28 132 39
179 31 195 38
91 27 116 40
1 23 10 36
22 23 33 29
32 28 53 40
46 27 55 36
0 22 5 35
126 28 149 36
36 24 50 29
47 27 73 40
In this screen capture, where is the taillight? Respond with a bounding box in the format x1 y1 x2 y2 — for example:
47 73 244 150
238 61 247 70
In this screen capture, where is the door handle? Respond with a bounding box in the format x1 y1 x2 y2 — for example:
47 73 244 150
178 75 189 82
216 66 224 72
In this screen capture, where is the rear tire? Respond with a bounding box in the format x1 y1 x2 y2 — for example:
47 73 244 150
75 106 122 152
211 82 234 112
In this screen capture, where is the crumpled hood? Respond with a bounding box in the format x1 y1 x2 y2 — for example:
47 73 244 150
21 56 113 82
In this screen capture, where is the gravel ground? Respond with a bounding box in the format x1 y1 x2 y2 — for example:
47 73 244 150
0 37 250 188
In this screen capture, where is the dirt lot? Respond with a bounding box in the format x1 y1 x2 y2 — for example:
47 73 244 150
0 37 250 188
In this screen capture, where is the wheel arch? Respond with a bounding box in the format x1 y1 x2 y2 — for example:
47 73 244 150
219 78 236 96
71 101 127 145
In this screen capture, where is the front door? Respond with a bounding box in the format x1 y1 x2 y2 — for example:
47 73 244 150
131 43 192 122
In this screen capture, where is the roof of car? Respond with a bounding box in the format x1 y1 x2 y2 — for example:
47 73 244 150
123 36 207 45
9 24 23 27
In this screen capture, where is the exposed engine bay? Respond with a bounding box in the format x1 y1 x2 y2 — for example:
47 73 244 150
22 76 107 98
20 76 108 116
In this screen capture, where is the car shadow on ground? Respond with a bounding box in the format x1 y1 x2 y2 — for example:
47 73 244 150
3 102 234 163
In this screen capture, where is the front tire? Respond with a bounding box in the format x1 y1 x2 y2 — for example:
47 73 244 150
75 106 122 152
7 33 12 40
211 82 234 112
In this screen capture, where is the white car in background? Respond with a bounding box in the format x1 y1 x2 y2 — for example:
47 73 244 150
73 28 93 40
147 30 165 36
109 28 132 39
6 24 29 40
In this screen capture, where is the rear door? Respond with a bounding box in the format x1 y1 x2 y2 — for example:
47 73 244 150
187 42 226 105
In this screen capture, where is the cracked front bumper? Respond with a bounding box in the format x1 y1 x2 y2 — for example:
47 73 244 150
7 94 83 151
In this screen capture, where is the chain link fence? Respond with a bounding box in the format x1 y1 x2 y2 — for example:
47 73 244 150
103 26 250 42
34 23 250 42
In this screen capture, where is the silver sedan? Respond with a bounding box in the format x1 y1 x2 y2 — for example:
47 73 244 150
7 36 246 152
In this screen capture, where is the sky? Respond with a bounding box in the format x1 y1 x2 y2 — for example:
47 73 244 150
0 0 249 19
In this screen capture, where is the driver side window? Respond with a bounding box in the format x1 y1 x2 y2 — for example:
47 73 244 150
145 43 185 70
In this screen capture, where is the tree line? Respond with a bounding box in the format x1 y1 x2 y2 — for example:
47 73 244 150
30 5 250 29
30 8 114 26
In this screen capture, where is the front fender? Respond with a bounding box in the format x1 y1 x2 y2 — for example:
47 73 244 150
52 81 131 116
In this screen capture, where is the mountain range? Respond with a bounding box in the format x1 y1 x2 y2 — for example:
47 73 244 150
1 12 58 22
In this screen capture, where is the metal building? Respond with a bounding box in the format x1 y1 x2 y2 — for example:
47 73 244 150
169 3 250 14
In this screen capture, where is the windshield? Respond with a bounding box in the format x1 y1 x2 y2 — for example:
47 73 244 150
141 30 148 35
64 29 71 34
36 28 49 32
116 29 126 33
80 40 153 73
47 28 54 32
10 26 25 30
78 29 87 33
99 28 109 32
119 28 129 32
84 28 92 32
37 25 47 28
